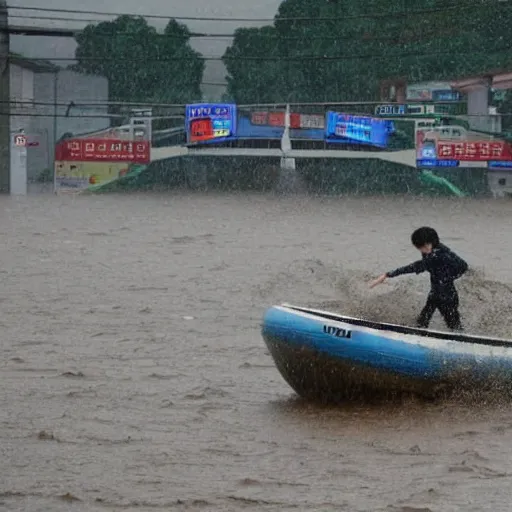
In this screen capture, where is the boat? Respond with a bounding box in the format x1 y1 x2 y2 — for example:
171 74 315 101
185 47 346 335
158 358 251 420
261 303 512 401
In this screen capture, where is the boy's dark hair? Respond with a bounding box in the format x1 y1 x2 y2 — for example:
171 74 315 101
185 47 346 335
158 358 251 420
411 227 440 248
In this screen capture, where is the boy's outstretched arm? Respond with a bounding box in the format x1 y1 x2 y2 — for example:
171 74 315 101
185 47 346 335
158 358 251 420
387 259 427 278
369 260 426 288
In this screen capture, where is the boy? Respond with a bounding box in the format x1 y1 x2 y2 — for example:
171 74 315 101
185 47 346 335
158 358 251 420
369 227 468 331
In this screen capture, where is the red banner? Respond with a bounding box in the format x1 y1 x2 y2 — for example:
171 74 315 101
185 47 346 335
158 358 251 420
250 111 324 129
55 138 150 163
437 141 512 161
251 111 268 125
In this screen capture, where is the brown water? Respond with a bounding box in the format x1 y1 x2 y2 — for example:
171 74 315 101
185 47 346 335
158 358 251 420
1 192 512 512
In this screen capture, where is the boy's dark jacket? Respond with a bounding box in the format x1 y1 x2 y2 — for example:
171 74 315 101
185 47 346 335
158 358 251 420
386 243 468 299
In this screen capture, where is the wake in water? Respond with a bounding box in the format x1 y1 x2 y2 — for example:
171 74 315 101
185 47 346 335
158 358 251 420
256 258 512 338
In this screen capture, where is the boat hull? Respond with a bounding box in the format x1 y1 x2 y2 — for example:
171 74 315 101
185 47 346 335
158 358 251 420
262 305 512 401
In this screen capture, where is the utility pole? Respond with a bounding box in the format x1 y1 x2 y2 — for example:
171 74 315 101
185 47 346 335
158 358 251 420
0 0 9 193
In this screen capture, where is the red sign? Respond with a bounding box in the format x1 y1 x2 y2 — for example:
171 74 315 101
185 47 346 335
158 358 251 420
55 138 150 163
437 141 512 161
268 112 285 127
290 113 301 129
251 112 268 125
189 118 214 142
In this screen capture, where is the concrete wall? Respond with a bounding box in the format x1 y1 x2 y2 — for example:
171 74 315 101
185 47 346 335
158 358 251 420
487 171 512 198
54 70 109 138
9 66 109 182
9 64 34 132
31 70 109 182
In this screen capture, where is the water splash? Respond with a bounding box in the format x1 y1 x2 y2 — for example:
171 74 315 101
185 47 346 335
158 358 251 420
256 259 512 338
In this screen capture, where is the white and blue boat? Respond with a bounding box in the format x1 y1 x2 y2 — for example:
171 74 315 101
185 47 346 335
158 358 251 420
261 304 512 401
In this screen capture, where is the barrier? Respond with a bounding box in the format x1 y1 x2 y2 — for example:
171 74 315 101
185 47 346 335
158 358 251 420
53 101 509 197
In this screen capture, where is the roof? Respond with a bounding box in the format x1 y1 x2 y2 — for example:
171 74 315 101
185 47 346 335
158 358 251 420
381 69 512 91
450 71 512 92
9 52 59 73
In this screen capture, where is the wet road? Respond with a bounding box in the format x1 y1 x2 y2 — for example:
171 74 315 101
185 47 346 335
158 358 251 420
1 192 512 511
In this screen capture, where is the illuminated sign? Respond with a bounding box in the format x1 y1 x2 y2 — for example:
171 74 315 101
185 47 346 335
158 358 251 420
376 103 462 117
436 141 512 161
417 159 459 168
374 104 406 116
185 103 236 144
489 161 512 170
432 90 462 102
325 112 393 148
416 126 512 168
55 138 150 163
407 104 435 115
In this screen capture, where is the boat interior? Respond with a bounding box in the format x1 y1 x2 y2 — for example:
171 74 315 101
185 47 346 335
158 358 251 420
281 304 512 348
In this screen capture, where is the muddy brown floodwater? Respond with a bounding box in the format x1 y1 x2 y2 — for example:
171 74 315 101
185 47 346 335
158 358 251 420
1 192 512 512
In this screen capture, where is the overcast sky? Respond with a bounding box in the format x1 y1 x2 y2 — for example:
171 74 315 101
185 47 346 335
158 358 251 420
8 0 283 99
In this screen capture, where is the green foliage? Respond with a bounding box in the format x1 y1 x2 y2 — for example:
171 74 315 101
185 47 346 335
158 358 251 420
223 0 512 103
36 168 52 183
72 15 204 104
223 26 288 103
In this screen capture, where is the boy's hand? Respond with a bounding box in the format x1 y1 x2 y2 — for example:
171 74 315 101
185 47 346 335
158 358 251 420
369 273 387 288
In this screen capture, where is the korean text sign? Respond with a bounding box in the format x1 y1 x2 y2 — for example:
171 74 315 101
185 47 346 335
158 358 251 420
55 138 150 163
185 103 237 144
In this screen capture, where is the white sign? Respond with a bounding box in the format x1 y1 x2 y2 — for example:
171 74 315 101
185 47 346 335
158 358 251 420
300 114 325 129
14 134 26 147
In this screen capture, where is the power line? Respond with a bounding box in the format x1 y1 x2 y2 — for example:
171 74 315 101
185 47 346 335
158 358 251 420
7 3 511 46
2 111 128 118
0 93 226 109
6 24 234 39
3 98 213 108
1 111 188 119
6 2 500 23
7 20 494 44
0 25 459 44
8 14 110 24
7 16 236 38
16 46 512 63
4 110 512 119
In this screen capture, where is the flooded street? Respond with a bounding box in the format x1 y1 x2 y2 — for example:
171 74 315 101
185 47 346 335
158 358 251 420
1 191 512 512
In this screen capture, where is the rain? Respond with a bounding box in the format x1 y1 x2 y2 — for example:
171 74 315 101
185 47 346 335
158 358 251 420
1 1 512 511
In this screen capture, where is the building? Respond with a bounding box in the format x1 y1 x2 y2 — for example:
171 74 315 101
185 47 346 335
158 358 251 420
9 53 109 182
0 0 9 192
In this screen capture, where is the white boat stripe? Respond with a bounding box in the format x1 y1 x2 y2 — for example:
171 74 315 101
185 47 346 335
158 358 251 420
271 305 512 360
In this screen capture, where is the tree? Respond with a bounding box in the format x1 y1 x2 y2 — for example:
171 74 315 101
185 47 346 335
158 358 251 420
223 0 512 103
222 26 288 104
73 15 204 105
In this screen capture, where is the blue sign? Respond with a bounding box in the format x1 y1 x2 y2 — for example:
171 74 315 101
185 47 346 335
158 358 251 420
432 90 462 102
325 112 394 148
185 103 237 144
489 161 512 170
417 159 459 168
